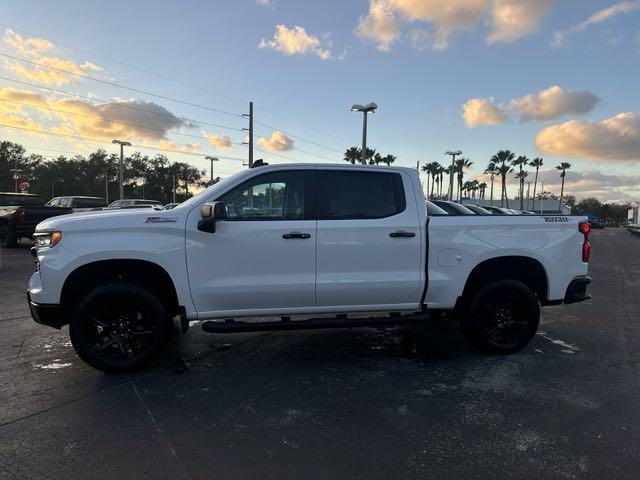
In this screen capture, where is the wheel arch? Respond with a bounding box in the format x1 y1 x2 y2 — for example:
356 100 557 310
60 259 181 317
459 255 549 307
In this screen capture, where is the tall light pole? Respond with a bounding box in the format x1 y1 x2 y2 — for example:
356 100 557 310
10 154 21 193
445 150 462 201
205 156 219 186
351 102 377 165
112 139 131 200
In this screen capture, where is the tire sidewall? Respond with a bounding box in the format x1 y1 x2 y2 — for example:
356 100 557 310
69 282 171 372
461 279 540 355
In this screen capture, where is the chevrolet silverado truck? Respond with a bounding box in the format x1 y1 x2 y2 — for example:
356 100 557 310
27 164 592 372
0 193 72 248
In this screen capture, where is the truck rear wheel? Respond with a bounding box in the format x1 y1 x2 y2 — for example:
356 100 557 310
460 279 540 355
69 282 172 372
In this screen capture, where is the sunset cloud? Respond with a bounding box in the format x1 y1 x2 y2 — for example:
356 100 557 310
203 132 232 148
462 97 507 127
552 1 640 47
534 168 640 202
0 86 193 145
535 112 640 162
355 0 554 51
257 131 294 151
462 85 600 127
487 0 554 44
259 25 332 60
3 28 53 56
2 28 104 85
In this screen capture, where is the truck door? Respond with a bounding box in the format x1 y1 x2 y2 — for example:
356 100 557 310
315 169 423 309
185 169 317 317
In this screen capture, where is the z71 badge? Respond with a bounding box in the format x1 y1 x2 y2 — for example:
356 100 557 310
544 216 568 222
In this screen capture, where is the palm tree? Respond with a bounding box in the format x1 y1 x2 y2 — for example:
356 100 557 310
490 150 515 207
512 155 529 209
515 170 529 207
444 165 454 200
437 166 445 198
380 154 396 166
421 163 430 197
484 162 497 205
344 147 359 165
454 158 473 202
424 161 441 199
556 162 571 212
478 182 487 199
530 157 543 211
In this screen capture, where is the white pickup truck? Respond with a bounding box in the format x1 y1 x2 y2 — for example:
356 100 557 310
27 164 592 372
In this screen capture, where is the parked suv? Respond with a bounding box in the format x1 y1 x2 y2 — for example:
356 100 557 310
107 199 163 209
45 196 107 212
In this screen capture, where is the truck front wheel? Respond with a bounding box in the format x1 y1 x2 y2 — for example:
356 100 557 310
69 282 172 372
460 279 540 355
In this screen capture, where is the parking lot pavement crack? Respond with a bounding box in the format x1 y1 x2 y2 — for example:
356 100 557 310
0 381 131 430
130 381 192 479
15 334 27 357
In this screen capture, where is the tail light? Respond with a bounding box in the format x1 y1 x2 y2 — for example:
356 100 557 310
16 208 25 224
578 221 591 262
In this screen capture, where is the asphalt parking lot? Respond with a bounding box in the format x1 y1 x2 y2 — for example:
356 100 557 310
1 229 639 479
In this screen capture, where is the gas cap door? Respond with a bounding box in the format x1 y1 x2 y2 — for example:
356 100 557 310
438 248 462 267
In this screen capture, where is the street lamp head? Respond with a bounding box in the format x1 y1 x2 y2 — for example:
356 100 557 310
445 150 462 156
205 156 220 161
351 102 378 113
112 139 131 146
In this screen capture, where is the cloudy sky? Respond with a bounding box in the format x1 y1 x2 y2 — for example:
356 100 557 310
1 0 639 201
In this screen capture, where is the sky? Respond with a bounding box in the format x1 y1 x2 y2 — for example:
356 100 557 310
1 0 639 201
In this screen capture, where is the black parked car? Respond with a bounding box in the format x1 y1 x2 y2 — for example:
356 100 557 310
0 193 72 248
431 200 476 215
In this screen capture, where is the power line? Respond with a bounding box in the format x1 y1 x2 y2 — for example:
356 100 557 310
0 52 243 118
0 75 243 132
0 123 247 161
0 97 243 145
0 24 249 108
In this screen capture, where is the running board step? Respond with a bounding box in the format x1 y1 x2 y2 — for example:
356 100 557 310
201 313 428 334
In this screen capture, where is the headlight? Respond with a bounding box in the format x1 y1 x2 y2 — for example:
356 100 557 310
33 231 62 248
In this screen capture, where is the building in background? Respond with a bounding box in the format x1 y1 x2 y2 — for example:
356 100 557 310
629 202 640 224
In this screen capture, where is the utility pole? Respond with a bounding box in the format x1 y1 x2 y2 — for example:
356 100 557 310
105 174 108 204
172 173 176 203
242 102 254 168
112 139 131 200
205 156 219 186
526 182 531 210
445 150 462 202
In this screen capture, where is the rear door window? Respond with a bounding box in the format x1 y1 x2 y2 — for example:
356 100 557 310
317 170 405 220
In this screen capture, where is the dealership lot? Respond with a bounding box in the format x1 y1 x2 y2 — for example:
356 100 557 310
1 229 639 479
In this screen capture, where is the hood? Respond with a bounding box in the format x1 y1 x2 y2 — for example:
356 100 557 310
36 208 184 232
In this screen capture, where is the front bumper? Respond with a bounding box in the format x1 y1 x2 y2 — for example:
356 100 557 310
27 291 67 329
564 276 591 304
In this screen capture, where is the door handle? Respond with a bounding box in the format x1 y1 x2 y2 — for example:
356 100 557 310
389 231 415 238
282 232 311 239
